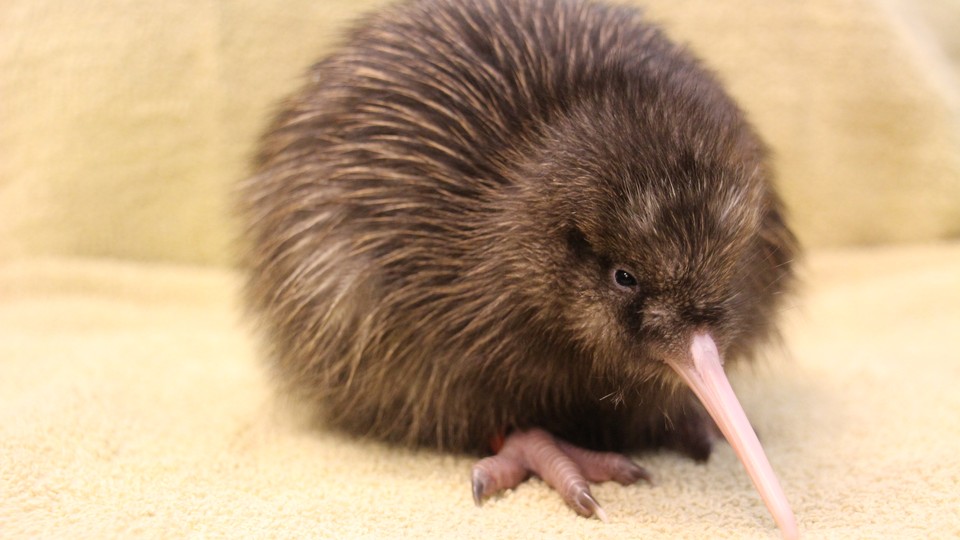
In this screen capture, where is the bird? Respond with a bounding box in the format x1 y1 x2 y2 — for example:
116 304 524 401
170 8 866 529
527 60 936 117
238 0 799 537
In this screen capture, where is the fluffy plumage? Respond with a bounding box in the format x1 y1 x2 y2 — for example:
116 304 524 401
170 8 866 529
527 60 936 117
239 0 796 455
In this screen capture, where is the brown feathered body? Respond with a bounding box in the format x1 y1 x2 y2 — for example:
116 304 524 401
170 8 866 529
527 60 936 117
240 0 796 455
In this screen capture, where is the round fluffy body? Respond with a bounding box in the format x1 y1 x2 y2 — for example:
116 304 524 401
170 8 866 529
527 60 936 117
240 0 796 454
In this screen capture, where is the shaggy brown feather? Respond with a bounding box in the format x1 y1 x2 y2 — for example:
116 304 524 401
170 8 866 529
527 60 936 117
238 0 797 455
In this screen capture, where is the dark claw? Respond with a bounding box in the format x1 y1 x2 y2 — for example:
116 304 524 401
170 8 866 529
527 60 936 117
620 461 654 485
575 489 608 522
471 468 487 506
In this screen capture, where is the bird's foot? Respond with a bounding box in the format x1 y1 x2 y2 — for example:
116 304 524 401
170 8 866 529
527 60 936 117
470 428 651 521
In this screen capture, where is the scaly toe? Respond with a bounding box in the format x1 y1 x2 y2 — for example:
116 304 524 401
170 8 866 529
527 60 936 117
471 429 627 520
470 450 529 505
557 440 652 486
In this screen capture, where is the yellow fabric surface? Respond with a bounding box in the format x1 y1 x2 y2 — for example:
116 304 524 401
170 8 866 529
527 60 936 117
2 244 959 538
2 0 959 538
1 0 959 265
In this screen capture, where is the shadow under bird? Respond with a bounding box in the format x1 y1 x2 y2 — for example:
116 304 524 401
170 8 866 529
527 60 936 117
240 0 800 537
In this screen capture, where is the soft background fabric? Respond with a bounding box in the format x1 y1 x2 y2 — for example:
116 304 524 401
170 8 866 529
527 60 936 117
2 0 959 263
1 0 958 538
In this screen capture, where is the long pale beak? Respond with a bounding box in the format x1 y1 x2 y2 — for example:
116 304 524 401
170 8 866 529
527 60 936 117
664 332 798 540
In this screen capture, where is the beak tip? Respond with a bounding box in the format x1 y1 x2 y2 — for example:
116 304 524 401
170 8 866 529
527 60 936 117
668 332 799 539
780 518 799 540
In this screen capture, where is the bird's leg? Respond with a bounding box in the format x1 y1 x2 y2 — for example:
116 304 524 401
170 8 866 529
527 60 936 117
471 428 650 521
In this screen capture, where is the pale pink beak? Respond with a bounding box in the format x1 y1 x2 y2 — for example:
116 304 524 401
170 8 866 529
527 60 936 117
665 332 798 540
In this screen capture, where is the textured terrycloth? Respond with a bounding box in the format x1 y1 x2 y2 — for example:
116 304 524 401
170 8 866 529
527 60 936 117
2 0 959 537
1 0 958 265
2 243 958 538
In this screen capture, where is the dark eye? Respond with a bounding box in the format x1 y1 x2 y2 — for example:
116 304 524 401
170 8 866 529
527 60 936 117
613 269 638 288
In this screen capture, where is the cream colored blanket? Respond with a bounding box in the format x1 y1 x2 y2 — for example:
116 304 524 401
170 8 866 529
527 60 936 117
2 0 959 537
2 244 958 538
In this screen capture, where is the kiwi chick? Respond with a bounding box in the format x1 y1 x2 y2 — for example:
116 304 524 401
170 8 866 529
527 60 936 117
239 0 798 536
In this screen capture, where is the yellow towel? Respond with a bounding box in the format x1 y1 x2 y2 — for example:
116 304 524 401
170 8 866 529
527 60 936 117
2 243 958 538
1 0 958 537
